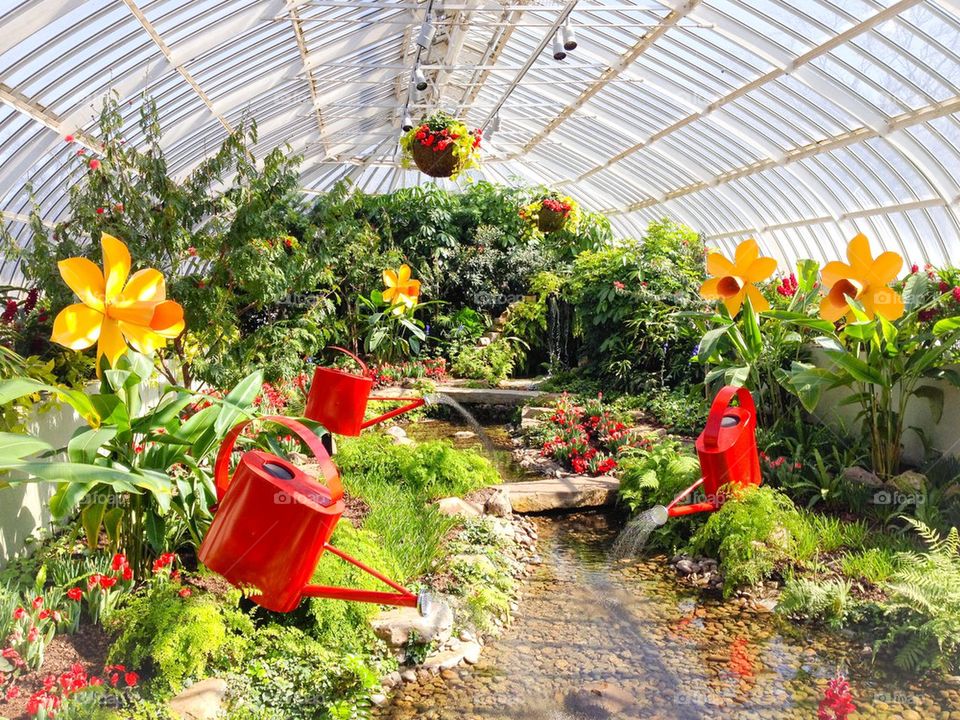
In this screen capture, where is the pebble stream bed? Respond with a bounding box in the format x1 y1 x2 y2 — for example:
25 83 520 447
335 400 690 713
375 511 960 720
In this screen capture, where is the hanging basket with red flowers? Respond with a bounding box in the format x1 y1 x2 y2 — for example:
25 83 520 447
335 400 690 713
519 192 582 233
400 112 482 179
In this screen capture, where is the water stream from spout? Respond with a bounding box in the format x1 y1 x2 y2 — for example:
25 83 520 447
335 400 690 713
611 505 668 558
422 393 496 455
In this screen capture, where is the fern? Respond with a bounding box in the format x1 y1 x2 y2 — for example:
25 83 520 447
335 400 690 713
880 520 960 672
778 576 852 629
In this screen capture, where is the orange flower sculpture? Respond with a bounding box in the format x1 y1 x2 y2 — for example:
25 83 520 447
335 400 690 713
700 239 777 316
382 264 421 309
51 233 185 372
819 234 904 323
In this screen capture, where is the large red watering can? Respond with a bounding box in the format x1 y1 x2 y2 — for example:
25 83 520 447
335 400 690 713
304 347 425 436
198 415 419 613
649 386 763 525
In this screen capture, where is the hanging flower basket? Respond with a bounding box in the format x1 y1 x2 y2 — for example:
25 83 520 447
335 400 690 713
410 140 459 178
520 193 582 234
400 111 482 180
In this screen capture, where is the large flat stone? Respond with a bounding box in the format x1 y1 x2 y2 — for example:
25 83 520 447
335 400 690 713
168 679 228 720
498 475 619 513
374 384 555 407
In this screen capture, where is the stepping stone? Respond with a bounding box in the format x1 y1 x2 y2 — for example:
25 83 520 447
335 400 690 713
497 475 619 513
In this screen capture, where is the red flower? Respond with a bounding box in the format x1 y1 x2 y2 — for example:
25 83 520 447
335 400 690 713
953 287 960 303
612 280 625 291
76 149 86 155
122 566 133 582
67 587 83 602
422 134 434 147
5 685 20 700
96 207 105 215
32 597 43 610
99 576 117 590
12 607 25 620
939 281 951 294
776 273 798 297
27 626 38 644
87 574 102 590
112 553 127 572
64 135 74 142
38 609 51 621
187 246 197 256
178 587 192 598
124 671 139 687
919 308 939 323
910 264 919 274
88 158 101 170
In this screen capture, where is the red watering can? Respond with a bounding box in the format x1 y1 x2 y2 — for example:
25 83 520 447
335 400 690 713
304 347 425 436
649 386 762 525
198 415 419 613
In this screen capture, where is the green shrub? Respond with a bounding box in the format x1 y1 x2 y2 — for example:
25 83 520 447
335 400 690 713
398 441 501 497
841 548 902 584
567 219 705 390
107 586 253 694
463 586 511 633
451 339 516 385
778 576 853 628
688 486 810 596
880 520 960 672
226 626 378 720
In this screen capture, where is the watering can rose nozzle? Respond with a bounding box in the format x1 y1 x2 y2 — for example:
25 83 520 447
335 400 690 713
649 505 669 527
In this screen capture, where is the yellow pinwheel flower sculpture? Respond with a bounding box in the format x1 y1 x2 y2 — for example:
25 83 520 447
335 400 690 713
700 239 777 316
820 234 904 323
382 264 421 310
51 233 185 372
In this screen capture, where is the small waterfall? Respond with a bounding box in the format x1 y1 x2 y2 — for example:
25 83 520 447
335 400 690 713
546 294 561 371
611 505 668 558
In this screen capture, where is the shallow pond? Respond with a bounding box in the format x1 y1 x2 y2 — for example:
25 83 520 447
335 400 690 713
404 418 535 483
376 511 960 720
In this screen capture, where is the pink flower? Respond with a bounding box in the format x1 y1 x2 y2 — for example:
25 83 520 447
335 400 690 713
5 685 20 700
953 287 960 303
612 280 625 291
178 587 192 598
88 158 101 170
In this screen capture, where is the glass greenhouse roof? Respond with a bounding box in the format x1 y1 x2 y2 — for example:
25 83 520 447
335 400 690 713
1 0 959 280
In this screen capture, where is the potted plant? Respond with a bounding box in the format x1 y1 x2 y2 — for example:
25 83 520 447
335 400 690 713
400 112 482 179
520 192 581 233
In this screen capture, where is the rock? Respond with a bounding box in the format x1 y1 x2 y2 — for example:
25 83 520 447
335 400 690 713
565 681 641 717
675 559 697 575
453 430 477 439
371 694 388 707
168 679 228 720
478 336 492 347
385 425 414 446
754 598 777 613
842 466 883 488
499 476 619 513
434 496 481 518
423 646 470 671
462 641 482 664
483 488 513 518
892 470 927 493
382 671 402 689
371 600 454 647
401 669 417 682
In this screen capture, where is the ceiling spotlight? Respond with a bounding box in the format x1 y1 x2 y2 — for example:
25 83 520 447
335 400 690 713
402 112 414 132
491 114 502 133
413 67 428 92
417 14 436 49
552 34 567 61
562 22 578 51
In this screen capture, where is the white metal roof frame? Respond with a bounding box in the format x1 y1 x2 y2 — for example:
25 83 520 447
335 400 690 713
0 0 959 283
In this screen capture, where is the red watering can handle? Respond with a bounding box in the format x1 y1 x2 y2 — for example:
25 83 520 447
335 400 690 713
703 386 756 450
328 346 368 374
214 415 343 504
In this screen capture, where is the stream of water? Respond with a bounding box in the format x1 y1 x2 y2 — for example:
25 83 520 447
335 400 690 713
376 512 958 719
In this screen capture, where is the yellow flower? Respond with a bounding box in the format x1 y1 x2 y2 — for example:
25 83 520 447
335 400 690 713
382 264 421 307
51 234 185 372
819 233 904 323
700 239 777 316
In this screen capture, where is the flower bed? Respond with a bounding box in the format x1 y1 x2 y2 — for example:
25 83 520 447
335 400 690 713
537 393 647 476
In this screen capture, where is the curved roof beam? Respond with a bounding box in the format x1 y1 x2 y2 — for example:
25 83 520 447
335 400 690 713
562 0 923 185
